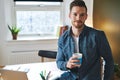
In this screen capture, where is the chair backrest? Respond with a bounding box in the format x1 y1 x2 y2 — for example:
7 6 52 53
38 50 57 59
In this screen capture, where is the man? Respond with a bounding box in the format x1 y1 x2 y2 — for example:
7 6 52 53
56 0 114 80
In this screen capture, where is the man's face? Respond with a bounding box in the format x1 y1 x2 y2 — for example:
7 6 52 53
69 6 87 29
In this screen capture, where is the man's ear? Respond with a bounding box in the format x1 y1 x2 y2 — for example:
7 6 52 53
85 13 88 20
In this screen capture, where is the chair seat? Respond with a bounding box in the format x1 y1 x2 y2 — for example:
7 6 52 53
38 50 57 62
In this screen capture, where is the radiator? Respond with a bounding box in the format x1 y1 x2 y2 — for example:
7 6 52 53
9 50 40 64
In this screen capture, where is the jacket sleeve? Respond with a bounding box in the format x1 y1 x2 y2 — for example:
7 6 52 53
97 31 114 80
56 36 68 71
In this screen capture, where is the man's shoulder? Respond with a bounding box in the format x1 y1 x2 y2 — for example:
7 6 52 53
85 26 104 34
58 30 70 42
85 26 107 40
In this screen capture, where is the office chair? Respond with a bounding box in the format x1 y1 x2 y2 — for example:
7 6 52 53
38 50 57 62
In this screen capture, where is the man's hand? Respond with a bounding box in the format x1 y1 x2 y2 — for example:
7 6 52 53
66 56 81 69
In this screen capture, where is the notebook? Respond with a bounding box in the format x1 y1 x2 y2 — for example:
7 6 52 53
0 69 28 80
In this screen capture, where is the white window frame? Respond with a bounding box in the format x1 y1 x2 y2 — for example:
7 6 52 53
13 2 63 38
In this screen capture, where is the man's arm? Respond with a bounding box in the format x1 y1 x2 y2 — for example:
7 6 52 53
56 37 68 71
97 31 114 80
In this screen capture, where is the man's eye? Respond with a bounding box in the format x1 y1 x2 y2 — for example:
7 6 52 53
73 13 77 16
80 13 86 17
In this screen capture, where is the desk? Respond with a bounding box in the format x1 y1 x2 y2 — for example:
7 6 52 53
2 62 64 80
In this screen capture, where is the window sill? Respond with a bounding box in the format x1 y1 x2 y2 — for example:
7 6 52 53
7 36 58 42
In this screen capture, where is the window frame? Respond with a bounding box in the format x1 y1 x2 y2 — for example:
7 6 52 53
13 2 63 37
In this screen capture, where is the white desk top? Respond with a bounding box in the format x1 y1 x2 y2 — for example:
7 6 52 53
3 62 65 80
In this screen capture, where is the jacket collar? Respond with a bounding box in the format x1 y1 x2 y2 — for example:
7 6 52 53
67 24 88 37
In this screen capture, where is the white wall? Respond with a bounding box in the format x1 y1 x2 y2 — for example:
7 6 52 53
0 0 58 65
0 0 93 65
84 0 93 27
0 0 8 65
7 39 58 65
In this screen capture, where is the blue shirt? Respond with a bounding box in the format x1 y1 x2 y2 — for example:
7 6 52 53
56 25 114 80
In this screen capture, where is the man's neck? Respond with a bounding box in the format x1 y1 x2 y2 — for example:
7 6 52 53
72 26 84 37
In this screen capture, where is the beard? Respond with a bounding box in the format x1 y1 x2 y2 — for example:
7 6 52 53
72 20 84 29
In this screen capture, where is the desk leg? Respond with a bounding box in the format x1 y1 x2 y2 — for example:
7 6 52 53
41 57 44 62
0 66 4 80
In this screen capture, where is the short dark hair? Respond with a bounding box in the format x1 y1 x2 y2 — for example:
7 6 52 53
70 0 87 12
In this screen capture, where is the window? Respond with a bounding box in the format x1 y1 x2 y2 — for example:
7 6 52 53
14 1 62 37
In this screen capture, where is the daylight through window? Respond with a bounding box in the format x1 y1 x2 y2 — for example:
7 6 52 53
14 2 62 36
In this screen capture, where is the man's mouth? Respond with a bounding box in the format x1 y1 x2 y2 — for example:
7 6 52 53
75 21 82 23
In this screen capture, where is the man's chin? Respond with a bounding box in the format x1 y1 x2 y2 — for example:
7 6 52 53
75 23 82 26
74 25 84 29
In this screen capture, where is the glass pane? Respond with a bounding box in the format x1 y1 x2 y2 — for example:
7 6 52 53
16 11 60 35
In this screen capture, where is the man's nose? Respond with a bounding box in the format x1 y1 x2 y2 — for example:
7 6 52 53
76 15 81 20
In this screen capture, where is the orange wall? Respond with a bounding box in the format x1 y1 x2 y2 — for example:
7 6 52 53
93 0 120 64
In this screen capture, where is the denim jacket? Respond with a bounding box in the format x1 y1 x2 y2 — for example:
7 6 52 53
56 25 114 80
